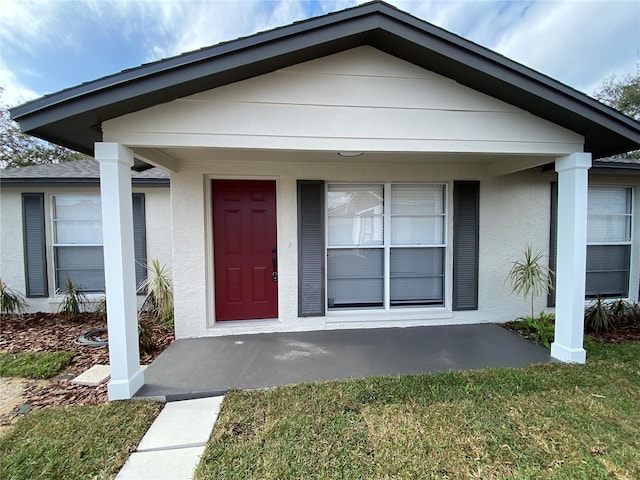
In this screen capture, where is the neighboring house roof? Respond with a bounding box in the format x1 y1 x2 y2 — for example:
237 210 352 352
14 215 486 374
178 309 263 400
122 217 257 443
592 157 640 174
594 157 640 166
0 159 170 186
9 1 640 161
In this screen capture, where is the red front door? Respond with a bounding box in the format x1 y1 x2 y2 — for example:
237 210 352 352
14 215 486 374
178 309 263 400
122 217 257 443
212 180 278 321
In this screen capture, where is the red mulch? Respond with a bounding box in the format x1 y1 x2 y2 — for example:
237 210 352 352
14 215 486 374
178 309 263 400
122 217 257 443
0 312 173 425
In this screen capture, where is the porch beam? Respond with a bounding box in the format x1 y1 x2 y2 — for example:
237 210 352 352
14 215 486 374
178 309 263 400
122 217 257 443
133 147 179 173
95 142 144 400
489 156 551 176
551 152 591 363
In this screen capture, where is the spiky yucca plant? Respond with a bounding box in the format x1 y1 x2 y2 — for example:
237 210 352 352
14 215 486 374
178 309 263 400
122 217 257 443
138 258 173 328
56 277 89 321
507 244 553 319
0 278 28 316
584 296 614 333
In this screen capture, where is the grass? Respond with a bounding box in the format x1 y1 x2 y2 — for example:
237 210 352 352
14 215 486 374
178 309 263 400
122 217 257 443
196 341 640 479
0 401 162 480
0 351 76 379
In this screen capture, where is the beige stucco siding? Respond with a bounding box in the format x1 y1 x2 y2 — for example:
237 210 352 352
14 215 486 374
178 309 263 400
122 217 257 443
103 47 583 156
96 44 640 340
167 157 639 339
0 185 172 312
169 156 551 338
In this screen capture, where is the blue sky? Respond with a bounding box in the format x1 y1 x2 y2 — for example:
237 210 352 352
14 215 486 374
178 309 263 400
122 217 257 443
1 0 638 108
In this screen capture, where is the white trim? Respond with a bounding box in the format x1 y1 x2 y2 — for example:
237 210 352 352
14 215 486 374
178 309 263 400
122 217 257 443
550 343 587 363
325 182 448 312
204 173 282 328
49 192 104 292
551 152 591 364
95 142 144 400
586 184 634 299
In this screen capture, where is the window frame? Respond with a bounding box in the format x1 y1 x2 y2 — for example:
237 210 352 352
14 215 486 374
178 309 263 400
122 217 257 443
585 184 634 299
325 182 448 310
47 192 148 295
50 193 105 293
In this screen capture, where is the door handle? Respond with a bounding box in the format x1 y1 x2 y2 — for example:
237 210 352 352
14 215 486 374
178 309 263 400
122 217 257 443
272 247 278 282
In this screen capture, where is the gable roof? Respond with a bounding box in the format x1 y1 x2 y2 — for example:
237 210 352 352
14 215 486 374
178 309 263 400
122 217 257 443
9 1 640 161
0 159 169 187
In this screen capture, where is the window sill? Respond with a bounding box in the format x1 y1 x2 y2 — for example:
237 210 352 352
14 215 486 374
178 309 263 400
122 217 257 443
326 307 453 323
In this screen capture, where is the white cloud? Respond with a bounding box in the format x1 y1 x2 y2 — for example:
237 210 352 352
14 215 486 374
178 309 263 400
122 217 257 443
0 66 40 107
137 0 340 62
1 0 638 105
492 1 639 94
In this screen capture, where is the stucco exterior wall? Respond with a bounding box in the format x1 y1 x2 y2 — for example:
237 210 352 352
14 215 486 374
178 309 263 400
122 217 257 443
169 157 640 339
104 46 583 157
0 185 172 312
96 43 640 340
169 155 560 338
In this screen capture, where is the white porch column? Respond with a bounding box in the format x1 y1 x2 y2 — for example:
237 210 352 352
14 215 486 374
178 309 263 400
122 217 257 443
551 152 591 363
95 142 144 400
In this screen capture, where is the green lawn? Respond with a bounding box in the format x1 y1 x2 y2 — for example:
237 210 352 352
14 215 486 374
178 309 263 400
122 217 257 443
0 351 75 379
196 340 640 479
0 401 162 480
1 341 637 479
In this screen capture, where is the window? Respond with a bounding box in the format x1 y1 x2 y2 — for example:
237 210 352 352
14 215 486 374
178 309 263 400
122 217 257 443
52 194 105 292
326 183 446 309
49 193 147 293
586 186 633 298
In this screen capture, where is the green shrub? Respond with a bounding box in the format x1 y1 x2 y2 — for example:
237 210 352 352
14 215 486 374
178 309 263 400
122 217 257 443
138 258 173 329
56 277 89 321
584 296 615 333
93 296 107 321
138 320 155 354
609 298 631 324
0 278 28 315
510 311 555 348
632 302 640 326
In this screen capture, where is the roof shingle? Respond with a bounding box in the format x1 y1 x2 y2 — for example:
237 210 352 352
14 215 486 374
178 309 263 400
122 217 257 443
0 159 169 185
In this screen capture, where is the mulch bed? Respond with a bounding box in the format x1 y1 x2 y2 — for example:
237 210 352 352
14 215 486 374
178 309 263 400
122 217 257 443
502 320 640 343
585 325 640 343
3 312 638 428
0 312 173 425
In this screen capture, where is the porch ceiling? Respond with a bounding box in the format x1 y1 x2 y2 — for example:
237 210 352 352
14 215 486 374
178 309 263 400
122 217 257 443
131 146 556 175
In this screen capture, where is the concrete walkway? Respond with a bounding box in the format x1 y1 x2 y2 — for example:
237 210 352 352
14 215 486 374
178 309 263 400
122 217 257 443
136 324 552 400
116 396 224 480
118 324 551 478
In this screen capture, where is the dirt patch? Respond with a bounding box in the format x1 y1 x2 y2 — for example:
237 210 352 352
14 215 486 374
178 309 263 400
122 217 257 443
0 377 47 435
0 312 173 430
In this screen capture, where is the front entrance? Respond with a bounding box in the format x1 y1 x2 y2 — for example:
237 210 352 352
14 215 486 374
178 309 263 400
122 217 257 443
212 180 278 321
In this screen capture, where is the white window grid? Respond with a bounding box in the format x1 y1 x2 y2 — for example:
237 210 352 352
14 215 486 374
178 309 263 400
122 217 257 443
325 182 448 310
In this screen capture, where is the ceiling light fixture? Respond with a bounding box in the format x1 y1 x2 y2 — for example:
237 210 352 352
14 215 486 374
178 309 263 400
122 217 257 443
337 151 364 157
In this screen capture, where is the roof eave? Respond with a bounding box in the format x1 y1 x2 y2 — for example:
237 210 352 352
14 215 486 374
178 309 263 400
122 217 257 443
9 1 640 159
0 177 170 187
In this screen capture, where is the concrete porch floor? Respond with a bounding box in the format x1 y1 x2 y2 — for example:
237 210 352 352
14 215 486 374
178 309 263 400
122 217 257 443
135 324 552 400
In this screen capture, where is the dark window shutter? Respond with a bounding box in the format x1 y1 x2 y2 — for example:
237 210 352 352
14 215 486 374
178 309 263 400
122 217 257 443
297 180 325 316
132 193 147 290
452 181 479 311
548 182 558 307
22 193 48 297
